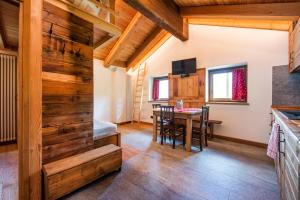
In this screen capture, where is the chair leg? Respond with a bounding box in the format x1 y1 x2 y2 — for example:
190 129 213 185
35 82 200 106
160 130 164 145
172 133 176 149
205 131 208 147
199 134 203 151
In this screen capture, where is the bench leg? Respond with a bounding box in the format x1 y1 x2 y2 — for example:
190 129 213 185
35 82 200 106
209 124 214 139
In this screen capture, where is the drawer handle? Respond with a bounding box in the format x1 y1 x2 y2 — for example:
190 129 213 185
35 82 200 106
279 151 285 156
280 139 285 143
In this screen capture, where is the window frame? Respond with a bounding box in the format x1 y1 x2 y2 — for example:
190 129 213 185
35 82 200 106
208 65 248 103
153 76 169 101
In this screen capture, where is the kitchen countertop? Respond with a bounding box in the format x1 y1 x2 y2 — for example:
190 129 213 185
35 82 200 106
272 108 300 140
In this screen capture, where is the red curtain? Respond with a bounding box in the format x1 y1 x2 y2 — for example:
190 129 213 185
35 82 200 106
232 68 247 101
152 79 160 100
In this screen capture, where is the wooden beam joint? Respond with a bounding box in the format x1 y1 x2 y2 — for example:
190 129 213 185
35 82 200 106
124 0 188 41
104 12 143 67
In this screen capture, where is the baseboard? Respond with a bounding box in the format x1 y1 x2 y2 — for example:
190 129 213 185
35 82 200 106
117 122 266 148
139 121 153 126
0 143 17 153
214 134 267 148
117 120 153 126
116 121 131 125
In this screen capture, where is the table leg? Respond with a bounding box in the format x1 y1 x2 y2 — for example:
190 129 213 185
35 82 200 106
185 117 192 152
153 114 157 142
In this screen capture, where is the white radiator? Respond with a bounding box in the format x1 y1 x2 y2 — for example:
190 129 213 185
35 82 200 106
0 53 17 143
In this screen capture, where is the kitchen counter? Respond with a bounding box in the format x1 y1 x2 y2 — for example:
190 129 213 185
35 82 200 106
272 108 300 140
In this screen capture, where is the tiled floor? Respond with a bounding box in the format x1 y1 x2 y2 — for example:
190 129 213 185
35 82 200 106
0 124 279 200
63 124 279 200
0 146 18 200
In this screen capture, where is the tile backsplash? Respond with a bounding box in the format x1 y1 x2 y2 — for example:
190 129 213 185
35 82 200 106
272 65 300 106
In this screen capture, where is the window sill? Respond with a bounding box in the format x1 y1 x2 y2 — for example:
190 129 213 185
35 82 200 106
206 101 249 106
148 100 169 103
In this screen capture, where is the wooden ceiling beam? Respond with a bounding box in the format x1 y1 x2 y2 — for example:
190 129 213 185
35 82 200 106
93 34 117 51
124 0 188 41
189 18 294 31
45 0 121 37
88 0 117 16
104 12 143 67
181 2 300 21
0 10 7 49
126 27 171 71
0 33 5 49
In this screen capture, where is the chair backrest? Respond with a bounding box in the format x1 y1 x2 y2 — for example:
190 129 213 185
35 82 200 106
160 106 175 124
152 104 161 109
202 105 209 128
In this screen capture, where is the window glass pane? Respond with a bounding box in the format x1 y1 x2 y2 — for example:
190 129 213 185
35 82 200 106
159 79 169 99
228 72 232 98
212 72 232 99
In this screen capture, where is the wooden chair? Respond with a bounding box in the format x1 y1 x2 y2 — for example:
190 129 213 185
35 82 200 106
151 104 161 134
160 106 185 149
192 106 209 151
203 106 209 146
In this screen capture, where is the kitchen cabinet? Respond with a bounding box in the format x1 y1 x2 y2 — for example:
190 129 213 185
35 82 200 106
272 109 300 200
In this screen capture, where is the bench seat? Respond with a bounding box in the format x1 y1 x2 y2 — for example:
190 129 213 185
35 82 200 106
42 144 122 200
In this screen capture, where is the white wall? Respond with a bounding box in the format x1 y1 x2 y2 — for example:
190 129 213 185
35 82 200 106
94 59 132 123
131 25 289 143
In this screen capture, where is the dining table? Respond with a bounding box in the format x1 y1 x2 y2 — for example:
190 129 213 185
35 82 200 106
152 108 202 152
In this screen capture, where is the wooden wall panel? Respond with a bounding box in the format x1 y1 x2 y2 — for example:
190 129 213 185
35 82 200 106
290 20 300 72
169 68 206 108
42 2 94 164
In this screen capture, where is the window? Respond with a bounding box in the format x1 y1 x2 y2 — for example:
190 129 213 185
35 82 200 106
152 76 169 101
208 65 247 103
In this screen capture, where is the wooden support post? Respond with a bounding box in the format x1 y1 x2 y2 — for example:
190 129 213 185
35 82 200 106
18 0 43 199
109 0 115 24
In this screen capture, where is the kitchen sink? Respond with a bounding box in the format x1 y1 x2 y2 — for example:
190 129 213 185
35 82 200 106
280 110 300 120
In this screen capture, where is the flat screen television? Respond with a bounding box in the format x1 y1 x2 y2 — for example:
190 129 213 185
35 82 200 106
172 58 197 75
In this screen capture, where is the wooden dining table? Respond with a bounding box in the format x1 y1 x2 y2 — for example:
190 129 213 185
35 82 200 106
152 108 202 152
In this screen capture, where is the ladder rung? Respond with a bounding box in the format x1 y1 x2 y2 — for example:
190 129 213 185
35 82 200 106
133 64 147 120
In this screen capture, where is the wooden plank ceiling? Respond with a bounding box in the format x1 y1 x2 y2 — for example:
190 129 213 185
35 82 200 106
94 0 158 68
174 0 300 6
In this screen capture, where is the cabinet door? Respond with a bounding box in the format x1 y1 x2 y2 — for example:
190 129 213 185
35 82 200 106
169 68 205 108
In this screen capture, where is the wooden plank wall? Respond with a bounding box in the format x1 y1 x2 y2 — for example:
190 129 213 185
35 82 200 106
168 68 206 108
42 2 94 164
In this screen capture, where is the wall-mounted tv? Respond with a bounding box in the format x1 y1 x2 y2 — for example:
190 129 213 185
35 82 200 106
172 58 197 75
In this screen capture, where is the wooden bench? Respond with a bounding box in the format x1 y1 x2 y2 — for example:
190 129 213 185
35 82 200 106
93 132 121 149
208 120 222 138
42 144 122 200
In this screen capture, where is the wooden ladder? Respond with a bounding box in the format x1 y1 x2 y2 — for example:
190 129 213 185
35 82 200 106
132 63 147 123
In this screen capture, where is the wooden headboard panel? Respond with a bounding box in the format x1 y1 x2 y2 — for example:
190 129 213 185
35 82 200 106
168 68 206 108
42 2 94 164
